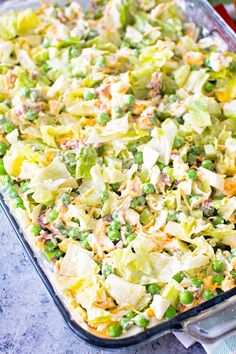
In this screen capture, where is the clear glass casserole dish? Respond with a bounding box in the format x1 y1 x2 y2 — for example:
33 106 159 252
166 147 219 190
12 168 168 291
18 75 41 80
1 0 236 349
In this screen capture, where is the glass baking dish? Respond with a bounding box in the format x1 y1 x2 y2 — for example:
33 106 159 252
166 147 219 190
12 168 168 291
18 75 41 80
1 0 236 349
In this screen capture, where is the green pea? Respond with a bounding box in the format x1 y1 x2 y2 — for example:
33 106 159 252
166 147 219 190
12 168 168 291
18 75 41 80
96 56 106 68
84 90 96 100
190 278 203 288
43 38 51 48
180 291 194 305
143 183 155 194
107 229 121 242
125 223 132 233
204 58 211 68
164 305 177 320
119 318 133 330
111 183 120 193
125 311 136 319
14 197 25 209
99 190 109 201
26 108 38 121
108 324 123 337
172 272 185 283
140 209 152 225
203 81 215 92
229 62 236 72
126 234 136 243
134 315 149 328
176 116 184 125
80 231 89 240
20 181 30 192
70 46 80 58
3 121 14 134
173 137 184 149
134 151 143 165
109 220 121 230
47 210 59 223
102 264 112 278
61 193 70 206
114 107 123 118
21 87 31 97
97 111 109 125
230 270 236 279
167 210 178 222
68 227 79 239
212 216 224 226
42 63 51 73
201 159 213 170
127 142 137 153
187 153 196 166
146 283 160 295
188 169 197 180
123 94 135 107
2 175 14 187
51 248 64 260
231 248 236 256
31 224 41 236
0 159 6 175
112 211 120 221
212 260 224 273
138 196 146 206
190 64 198 71
7 186 18 198
81 237 92 251
189 146 200 155
202 289 214 301
212 274 224 285
45 240 57 252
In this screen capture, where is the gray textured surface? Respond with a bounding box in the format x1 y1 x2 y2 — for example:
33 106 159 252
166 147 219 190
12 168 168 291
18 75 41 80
0 208 204 354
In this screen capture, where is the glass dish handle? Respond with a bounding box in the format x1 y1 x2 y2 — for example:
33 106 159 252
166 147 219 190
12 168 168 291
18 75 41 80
181 296 236 342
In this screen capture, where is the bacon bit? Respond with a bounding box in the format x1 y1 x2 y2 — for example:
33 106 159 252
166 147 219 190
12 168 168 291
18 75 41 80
6 72 17 89
224 178 236 197
49 100 63 115
60 140 81 150
147 72 163 98
180 189 192 211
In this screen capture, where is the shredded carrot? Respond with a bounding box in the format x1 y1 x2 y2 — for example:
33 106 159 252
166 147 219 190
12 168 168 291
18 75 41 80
180 189 192 211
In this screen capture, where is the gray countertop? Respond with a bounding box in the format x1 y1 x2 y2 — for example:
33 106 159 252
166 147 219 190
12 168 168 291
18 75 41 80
0 208 204 354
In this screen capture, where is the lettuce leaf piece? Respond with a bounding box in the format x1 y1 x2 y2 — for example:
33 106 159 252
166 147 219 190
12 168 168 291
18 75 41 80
17 9 39 35
40 125 73 148
184 96 211 134
150 119 177 165
0 9 39 40
223 100 236 119
183 69 209 94
104 0 136 30
76 147 98 179
0 14 17 40
105 274 147 307
174 64 190 87
29 159 77 204
130 45 173 98
59 242 99 277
